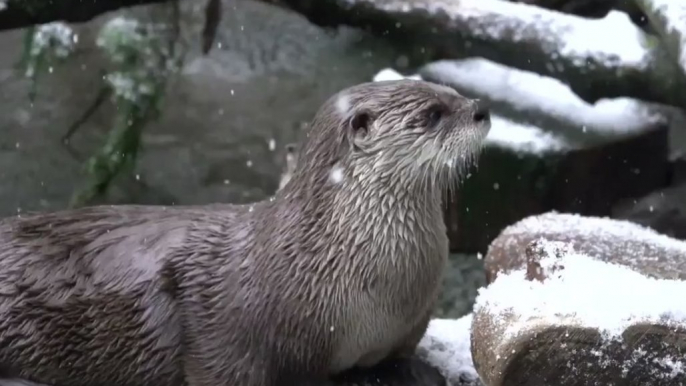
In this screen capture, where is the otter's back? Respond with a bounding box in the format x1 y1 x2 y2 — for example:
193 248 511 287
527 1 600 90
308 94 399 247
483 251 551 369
0 206 200 386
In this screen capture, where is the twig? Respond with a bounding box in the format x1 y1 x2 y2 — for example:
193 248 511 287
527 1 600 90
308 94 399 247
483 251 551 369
62 86 111 145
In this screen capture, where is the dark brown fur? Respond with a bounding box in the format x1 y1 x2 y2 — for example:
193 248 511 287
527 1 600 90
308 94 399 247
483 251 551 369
0 80 490 386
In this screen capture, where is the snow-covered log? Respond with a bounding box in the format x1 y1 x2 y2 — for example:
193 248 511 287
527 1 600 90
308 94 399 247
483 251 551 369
274 0 686 109
634 0 686 76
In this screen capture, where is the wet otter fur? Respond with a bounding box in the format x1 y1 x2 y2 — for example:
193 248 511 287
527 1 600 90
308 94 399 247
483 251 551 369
0 79 490 386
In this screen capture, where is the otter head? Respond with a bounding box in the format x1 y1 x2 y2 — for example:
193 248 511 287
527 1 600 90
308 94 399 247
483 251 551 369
291 79 491 193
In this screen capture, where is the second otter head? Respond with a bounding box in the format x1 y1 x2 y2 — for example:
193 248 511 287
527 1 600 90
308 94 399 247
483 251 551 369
295 79 491 190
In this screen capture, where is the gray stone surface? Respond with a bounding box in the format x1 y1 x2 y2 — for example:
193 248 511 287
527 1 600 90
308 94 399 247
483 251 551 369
0 0 399 215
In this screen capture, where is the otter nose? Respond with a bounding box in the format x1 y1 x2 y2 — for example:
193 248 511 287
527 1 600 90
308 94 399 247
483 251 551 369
472 100 490 123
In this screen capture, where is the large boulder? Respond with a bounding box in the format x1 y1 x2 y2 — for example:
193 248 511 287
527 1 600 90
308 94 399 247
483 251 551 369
473 238 686 386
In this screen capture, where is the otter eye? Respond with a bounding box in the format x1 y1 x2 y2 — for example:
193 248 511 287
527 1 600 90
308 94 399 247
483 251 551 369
426 106 444 127
349 111 371 136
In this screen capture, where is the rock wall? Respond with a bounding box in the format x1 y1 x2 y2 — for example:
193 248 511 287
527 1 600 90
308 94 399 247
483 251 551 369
0 0 399 215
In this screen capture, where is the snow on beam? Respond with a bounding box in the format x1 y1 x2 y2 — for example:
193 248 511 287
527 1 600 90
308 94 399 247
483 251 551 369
274 0 686 109
634 0 686 77
416 314 482 386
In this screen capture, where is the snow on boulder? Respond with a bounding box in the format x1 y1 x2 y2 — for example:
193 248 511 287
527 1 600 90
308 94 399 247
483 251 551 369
372 68 421 82
485 212 686 284
416 314 482 386
472 239 686 386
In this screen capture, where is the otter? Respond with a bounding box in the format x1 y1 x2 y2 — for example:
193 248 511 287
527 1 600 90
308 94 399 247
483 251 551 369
278 143 298 190
0 79 490 386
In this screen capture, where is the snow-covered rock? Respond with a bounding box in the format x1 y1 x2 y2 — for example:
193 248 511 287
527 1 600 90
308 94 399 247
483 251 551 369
473 239 686 386
416 315 482 386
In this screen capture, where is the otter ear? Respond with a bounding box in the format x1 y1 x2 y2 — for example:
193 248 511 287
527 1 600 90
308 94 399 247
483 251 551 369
348 111 371 138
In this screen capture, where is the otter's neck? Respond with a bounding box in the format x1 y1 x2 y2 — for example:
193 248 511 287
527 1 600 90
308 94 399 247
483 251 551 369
281 163 447 254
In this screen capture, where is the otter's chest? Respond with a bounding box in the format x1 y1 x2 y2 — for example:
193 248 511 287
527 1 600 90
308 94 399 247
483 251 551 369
378 238 447 312
330 229 448 372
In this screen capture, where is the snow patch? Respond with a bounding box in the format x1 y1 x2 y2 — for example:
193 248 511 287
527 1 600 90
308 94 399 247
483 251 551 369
487 116 569 154
373 68 404 82
373 68 421 82
475 248 686 341
417 314 480 385
104 72 155 103
96 17 143 64
26 22 77 78
335 94 351 117
557 10 648 67
31 22 76 59
329 166 344 184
